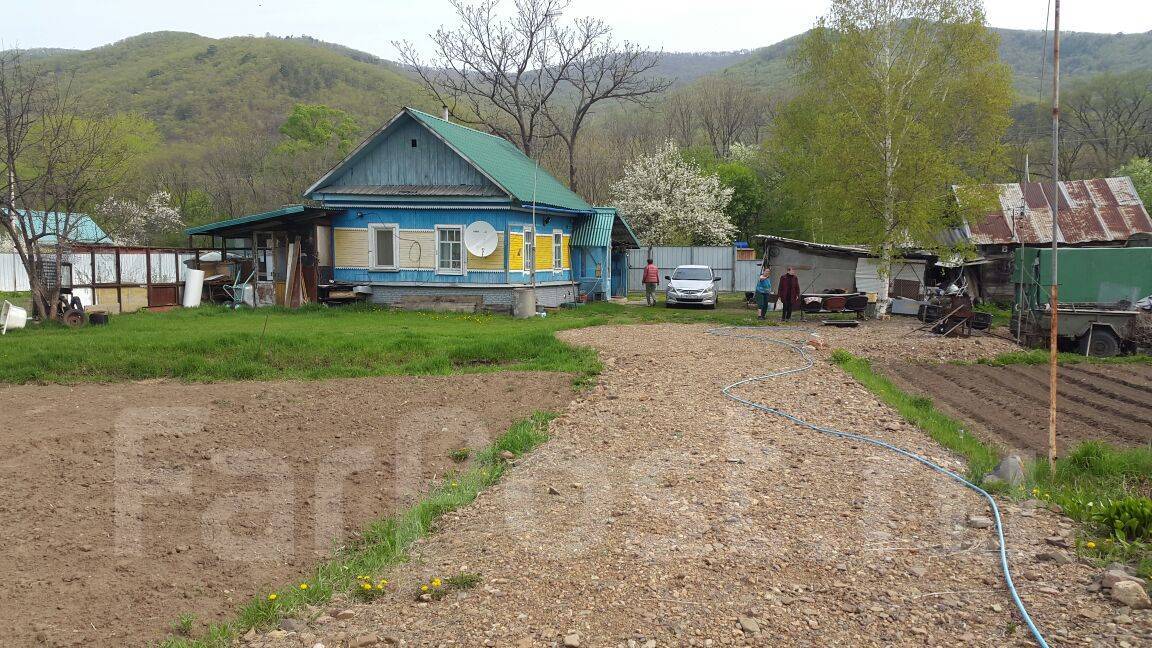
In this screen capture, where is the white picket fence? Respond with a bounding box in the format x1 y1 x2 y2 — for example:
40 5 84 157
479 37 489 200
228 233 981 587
0 252 30 292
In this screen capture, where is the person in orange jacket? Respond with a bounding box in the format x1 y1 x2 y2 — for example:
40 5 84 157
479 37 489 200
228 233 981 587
641 258 660 306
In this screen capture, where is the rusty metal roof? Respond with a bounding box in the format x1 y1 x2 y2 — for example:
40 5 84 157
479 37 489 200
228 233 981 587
952 177 1152 245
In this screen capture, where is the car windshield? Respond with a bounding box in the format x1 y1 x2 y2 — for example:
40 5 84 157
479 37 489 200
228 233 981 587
672 267 713 281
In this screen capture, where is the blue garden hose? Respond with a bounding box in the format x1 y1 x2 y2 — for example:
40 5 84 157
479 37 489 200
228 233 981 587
708 326 1050 648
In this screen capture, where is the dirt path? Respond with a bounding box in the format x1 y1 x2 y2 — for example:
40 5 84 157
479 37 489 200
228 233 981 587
246 322 1149 647
0 373 574 647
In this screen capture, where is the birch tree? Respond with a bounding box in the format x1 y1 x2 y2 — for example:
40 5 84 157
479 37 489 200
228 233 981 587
611 141 736 246
773 0 1011 314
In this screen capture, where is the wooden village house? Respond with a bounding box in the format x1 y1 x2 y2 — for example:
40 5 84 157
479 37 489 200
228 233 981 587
186 108 640 311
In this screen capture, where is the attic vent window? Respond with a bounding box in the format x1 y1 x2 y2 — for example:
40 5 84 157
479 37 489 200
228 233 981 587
410 139 418 148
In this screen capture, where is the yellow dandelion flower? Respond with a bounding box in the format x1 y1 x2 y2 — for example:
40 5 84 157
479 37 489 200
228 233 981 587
380 579 388 586
431 578 442 589
267 593 278 601
1086 541 1096 549
361 582 372 590
376 583 385 590
451 481 459 488
299 583 309 590
421 585 429 592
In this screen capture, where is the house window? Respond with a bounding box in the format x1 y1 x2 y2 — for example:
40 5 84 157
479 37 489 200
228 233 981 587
436 226 463 274
522 227 535 274
410 139 418 148
369 224 399 270
552 231 563 270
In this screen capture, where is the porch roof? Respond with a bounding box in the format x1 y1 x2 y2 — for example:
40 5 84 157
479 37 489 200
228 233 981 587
185 205 333 236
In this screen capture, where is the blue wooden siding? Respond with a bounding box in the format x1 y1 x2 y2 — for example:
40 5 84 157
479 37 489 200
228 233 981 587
331 207 576 286
572 244 610 298
329 117 499 189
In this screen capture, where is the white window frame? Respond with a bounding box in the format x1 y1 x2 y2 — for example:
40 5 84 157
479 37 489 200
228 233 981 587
522 226 535 275
435 225 465 275
551 229 563 270
368 223 400 271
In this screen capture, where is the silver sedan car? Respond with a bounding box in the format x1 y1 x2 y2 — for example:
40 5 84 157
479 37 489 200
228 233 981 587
664 264 721 309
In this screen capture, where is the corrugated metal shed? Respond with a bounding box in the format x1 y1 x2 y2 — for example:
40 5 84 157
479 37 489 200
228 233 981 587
953 177 1152 245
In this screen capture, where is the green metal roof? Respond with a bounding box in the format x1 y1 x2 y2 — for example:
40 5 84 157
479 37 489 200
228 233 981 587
406 109 591 213
571 207 641 248
15 210 110 244
185 205 321 235
305 107 592 213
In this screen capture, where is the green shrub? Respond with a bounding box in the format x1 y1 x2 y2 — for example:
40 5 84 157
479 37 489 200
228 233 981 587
1092 497 1152 542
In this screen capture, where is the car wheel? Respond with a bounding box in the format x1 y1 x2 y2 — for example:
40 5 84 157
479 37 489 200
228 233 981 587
1078 327 1120 357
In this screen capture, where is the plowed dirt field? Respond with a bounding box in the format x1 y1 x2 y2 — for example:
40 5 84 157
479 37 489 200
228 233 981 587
879 362 1152 455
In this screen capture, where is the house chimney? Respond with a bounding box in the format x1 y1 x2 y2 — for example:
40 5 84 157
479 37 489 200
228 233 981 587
442 105 449 121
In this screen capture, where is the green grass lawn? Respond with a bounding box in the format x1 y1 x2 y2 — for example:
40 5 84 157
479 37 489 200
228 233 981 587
0 290 31 313
0 299 770 384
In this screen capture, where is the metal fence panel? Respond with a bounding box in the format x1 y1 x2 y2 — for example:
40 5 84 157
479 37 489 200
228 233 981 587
626 246 738 292
0 252 30 292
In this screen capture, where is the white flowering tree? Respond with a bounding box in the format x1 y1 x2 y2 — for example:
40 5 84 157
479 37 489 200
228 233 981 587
610 141 736 246
95 191 184 246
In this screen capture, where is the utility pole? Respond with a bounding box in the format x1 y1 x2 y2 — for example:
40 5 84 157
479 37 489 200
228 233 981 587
1047 0 1061 470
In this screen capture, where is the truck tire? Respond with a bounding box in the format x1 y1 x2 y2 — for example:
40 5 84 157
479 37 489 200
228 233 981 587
1078 327 1120 357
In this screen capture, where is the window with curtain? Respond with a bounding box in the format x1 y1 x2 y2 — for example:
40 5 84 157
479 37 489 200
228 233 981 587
370 224 398 270
522 228 535 274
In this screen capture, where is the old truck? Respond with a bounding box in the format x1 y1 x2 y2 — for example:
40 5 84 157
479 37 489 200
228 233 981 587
1012 246 1152 356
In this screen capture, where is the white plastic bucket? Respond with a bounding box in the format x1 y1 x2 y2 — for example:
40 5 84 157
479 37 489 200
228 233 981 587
1 300 28 334
182 269 205 308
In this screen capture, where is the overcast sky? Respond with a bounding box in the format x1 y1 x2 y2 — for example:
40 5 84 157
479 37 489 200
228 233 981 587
9 0 1152 59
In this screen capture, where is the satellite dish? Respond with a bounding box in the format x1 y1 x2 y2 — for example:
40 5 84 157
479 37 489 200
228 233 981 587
464 220 499 257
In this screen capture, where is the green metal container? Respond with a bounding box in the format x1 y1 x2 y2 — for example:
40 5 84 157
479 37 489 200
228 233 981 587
1014 246 1152 306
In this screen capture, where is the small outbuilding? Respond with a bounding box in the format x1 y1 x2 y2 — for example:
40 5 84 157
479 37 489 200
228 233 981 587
755 235 935 300
948 177 1152 302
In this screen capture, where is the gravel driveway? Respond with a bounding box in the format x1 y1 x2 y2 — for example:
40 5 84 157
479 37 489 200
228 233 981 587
248 321 1149 648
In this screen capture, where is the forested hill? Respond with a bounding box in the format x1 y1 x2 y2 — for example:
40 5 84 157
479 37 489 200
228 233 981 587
720 27 1152 94
21 26 1151 145
24 32 436 142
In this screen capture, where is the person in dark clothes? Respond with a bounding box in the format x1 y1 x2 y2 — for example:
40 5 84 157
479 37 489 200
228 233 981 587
754 268 773 319
778 266 800 321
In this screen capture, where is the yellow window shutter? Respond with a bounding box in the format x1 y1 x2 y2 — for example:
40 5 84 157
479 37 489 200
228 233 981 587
333 228 368 267
401 230 435 269
508 233 524 270
535 234 551 270
562 235 571 269
467 233 504 270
